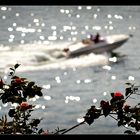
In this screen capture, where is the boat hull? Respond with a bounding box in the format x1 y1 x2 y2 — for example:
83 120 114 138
67 34 130 57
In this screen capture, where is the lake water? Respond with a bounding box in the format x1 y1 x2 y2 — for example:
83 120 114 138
0 6 140 134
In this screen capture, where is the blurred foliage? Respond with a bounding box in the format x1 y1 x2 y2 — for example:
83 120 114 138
0 64 140 135
0 64 46 134
83 84 140 135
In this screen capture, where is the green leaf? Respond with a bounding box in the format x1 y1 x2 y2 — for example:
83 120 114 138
125 83 132 85
9 72 14 76
11 76 19 79
8 109 16 117
28 82 35 87
118 121 123 127
10 68 15 71
124 130 133 134
84 115 94 125
30 119 41 127
14 64 21 69
103 109 110 117
110 93 114 97
125 87 132 96
38 128 44 134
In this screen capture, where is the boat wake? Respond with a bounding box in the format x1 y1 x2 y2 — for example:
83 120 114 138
0 42 109 73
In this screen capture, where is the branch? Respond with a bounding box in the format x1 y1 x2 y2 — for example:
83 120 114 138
61 120 86 135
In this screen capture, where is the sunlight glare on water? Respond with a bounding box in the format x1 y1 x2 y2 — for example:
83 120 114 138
0 6 139 134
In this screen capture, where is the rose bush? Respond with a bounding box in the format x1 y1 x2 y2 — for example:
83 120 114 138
0 64 140 135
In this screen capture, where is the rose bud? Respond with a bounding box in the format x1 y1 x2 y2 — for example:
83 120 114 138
40 130 49 135
123 104 130 112
100 100 110 109
18 102 32 111
0 79 4 89
113 91 124 100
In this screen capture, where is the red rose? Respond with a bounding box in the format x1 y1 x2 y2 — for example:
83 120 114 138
12 77 25 85
40 130 49 135
14 78 24 84
17 102 32 111
113 91 124 100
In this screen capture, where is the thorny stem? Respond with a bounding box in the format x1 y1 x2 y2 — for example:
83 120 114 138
60 111 136 135
60 85 139 135
61 120 86 135
60 113 117 134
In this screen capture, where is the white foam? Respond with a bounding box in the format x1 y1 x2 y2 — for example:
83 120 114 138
16 53 108 72
0 42 109 72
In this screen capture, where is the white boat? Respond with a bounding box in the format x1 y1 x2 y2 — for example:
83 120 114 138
65 34 131 58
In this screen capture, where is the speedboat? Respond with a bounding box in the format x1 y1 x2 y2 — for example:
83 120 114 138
65 34 131 58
